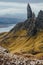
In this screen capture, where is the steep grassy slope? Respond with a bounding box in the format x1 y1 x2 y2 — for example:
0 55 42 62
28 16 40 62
8 30 43 54
0 32 8 40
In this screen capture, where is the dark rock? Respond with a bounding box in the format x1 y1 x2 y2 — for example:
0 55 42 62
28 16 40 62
4 50 9 53
27 3 32 19
32 12 35 19
29 27 37 36
36 10 43 29
10 18 36 36
10 22 24 33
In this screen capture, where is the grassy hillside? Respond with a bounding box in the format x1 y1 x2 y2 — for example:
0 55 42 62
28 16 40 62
0 29 43 54
0 32 8 40
0 18 43 59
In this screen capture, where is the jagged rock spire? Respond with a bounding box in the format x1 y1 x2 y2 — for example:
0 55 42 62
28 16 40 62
27 3 32 19
36 10 43 29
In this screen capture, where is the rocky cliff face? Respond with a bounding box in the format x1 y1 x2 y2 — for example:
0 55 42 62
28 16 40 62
36 10 43 30
27 3 32 19
10 18 36 36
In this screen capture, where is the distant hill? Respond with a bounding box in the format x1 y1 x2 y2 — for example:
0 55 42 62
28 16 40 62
0 17 26 24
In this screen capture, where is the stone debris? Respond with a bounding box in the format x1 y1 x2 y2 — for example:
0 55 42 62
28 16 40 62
0 46 43 65
0 46 9 53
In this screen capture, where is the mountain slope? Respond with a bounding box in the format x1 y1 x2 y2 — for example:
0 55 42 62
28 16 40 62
0 10 43 59
0 18 43 54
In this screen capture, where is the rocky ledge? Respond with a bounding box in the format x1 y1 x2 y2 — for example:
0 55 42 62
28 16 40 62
0 46 43 65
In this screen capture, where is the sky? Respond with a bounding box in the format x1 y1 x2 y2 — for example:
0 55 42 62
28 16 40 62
0 2 27 17
0 0 43 32
0 0 43 3
0 24 15 33
0 0 43 22
0 0 43 17
0 2 43 18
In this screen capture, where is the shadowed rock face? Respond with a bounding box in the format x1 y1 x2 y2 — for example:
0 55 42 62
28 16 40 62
36 10 43 29
10 18 37 37
27 3 32 19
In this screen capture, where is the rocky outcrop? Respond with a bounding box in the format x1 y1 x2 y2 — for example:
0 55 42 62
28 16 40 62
10 18 36 36
27 3 32 19
32 12 35 19
36 10 43 29
0 46 43 65
0 46 9 53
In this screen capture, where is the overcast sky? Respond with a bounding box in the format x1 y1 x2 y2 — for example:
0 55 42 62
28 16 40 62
0 0 43 18
0 0 43 32
0 0 43 3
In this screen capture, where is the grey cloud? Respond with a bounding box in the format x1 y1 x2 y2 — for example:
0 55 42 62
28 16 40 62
0 0 43 3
